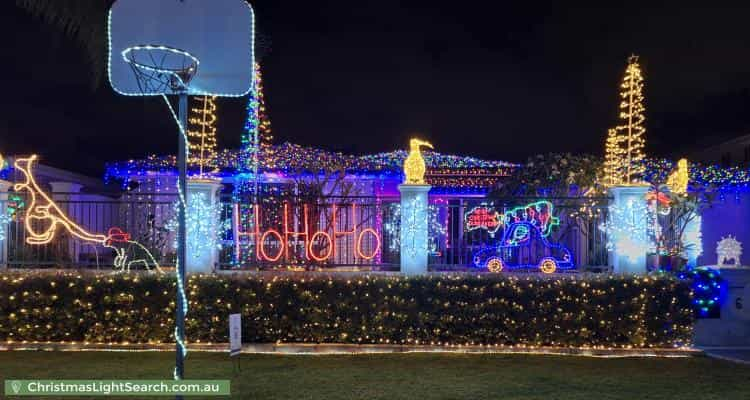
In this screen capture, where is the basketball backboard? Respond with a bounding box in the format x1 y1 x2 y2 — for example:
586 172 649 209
108 0 254 97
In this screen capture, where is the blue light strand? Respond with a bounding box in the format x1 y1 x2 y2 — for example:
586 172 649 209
678 267 725 317
161 95 190 380
239 64 260 173
472 220 574 272
107 2 256 98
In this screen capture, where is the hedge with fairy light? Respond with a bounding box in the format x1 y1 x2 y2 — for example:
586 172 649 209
0 272 693 348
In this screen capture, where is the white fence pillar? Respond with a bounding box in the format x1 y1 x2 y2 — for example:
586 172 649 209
398 184 431 275
607 185 650 274
186 179 222 274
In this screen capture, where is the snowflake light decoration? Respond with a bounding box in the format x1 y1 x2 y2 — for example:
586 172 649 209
385 203 447 254
600 198 653 260
0 209 10 242
167 192 229 259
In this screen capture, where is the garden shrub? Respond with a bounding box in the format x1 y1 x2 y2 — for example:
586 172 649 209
0 272 693 347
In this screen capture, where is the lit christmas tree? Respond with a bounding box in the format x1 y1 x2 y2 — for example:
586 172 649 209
614 55 646 185
240 62 273 173
234 62 276 263
187 95 218 176
603 128 624 187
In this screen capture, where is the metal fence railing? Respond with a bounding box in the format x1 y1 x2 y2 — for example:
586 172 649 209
3 192 177 269
218 195 400 269
1 190 610 271
425 197 610 270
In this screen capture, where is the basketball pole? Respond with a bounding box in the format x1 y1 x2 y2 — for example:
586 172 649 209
176 90 188 396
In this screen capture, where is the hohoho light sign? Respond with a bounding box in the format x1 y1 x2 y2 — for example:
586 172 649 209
233 203 381 262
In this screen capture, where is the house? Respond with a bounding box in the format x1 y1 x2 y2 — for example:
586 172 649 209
692 133 750 167
104 142 517 197
3 144 750 272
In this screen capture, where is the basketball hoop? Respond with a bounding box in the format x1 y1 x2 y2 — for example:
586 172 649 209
122 45 199 94
109 0 254 386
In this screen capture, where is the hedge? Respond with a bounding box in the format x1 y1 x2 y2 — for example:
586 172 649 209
0 272 694 348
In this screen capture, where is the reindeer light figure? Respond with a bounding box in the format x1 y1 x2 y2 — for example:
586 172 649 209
104 227 162 273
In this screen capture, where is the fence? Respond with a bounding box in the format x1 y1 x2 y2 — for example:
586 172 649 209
2 191 177 269
425 197 610 270
219 194 400 269
1 190 611 271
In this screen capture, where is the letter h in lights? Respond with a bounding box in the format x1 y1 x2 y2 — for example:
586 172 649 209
233 202 381 264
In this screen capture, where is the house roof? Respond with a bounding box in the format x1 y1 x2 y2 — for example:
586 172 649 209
104 142 517 191
103 144 750 193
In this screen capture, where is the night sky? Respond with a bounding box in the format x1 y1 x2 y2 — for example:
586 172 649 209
2 1 750 177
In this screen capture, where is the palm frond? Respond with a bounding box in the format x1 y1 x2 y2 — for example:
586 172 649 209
16 0 115 88
17 0 265 88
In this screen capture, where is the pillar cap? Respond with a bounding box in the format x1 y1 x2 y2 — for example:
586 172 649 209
49 181 84 193
607 184 650 195
188 177 221 184
397 184 432 192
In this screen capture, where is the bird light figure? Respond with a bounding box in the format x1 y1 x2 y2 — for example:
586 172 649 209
0 153 7 172
667 158 689 195
403 138 433 184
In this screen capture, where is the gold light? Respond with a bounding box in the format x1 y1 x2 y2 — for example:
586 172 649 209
667 158 689 195
604 55 647 186
13 155 107 245
188 95 219 176
603 128 624 187
403 138 433 185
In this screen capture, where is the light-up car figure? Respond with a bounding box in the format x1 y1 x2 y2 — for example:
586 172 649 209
472 221 574 274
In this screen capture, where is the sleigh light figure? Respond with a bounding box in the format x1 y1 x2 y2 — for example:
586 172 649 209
472 201 574 274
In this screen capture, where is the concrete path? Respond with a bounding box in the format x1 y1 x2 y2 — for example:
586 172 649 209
701 348 750 365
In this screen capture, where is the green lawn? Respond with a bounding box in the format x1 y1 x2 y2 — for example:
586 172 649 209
1 351 749 399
